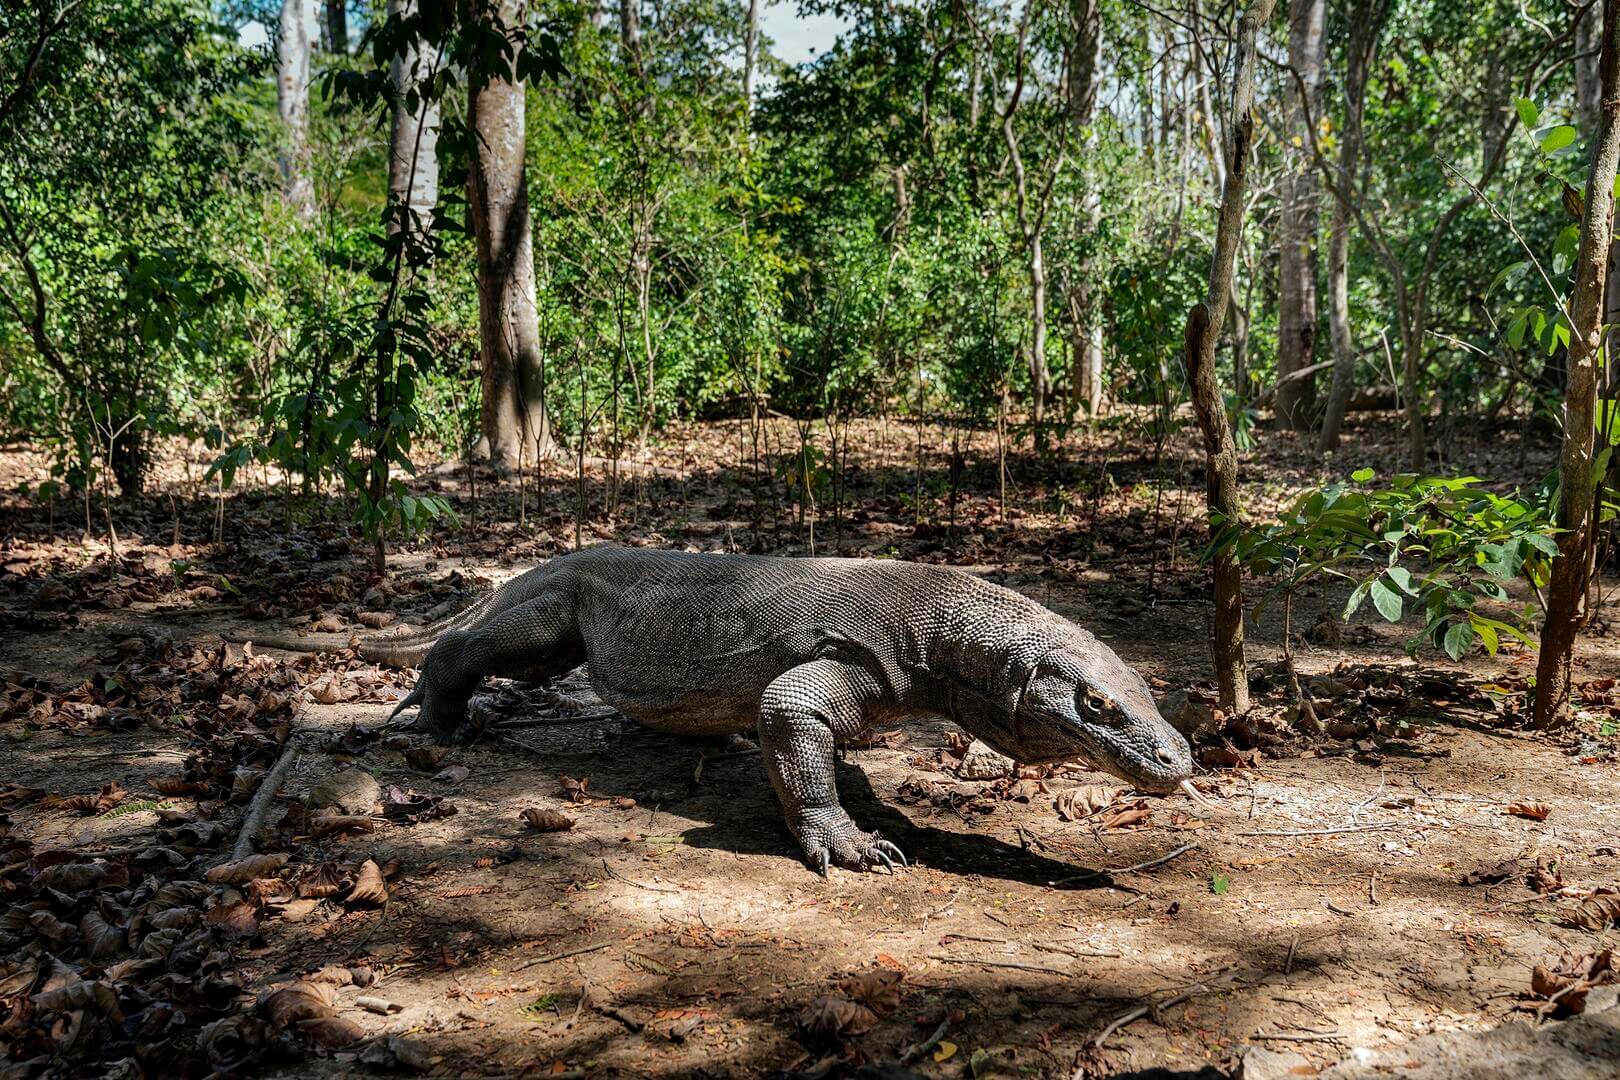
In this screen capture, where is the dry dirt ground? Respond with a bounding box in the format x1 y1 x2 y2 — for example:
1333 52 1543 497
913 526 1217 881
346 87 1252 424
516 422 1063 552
2 416 1618 1079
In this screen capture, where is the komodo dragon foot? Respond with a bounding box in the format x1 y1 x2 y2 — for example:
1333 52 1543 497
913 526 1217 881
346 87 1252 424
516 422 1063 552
790 808 908 875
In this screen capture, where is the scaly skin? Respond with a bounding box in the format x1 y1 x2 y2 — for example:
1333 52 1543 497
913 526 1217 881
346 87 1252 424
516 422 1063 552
367 546 1193 874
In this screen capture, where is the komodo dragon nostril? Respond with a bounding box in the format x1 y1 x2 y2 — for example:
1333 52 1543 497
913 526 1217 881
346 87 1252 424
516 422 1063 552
1156 747 1176 765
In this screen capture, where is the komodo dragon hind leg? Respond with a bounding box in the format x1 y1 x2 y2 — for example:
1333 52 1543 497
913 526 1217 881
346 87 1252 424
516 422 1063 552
758 660 909 875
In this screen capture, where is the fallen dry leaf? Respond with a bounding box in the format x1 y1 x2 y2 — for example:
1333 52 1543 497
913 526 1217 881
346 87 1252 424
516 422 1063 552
1097 805 1151 830
838 968 903 1017
798 996 876 1040
1054 785 1123 822
1573 891 1620 931
259 981 338 1027
559 775 591 804
346 859 388 907
1506 802 1551 822
1530 949 1614 1015
309 812 378 838
521 807 575 832
207 853 290 885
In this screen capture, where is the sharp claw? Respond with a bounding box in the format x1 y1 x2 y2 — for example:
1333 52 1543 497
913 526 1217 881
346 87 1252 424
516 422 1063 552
876 839 908 867
870 848 896 875
817 849 830 878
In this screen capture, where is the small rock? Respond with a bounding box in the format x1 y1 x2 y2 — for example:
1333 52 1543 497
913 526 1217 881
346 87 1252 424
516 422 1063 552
956 739 1015 780
1240 1046 1313 1080
306 769 381 815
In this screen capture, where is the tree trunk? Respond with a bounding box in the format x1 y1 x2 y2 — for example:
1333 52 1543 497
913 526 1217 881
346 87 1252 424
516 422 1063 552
325 0 347 53
277 0 316 220
619 0 643 77
1319 0 1386 451
387 0 440 239
1582 3 1620 393
469 0 554 467
1186 0 1274 716
744 0 760 123
1535 0 1620 729
1275 0 1324 430
1029 235 1049 428
1068 0 1104 419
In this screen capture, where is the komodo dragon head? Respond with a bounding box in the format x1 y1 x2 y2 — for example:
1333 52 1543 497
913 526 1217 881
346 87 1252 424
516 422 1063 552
948 621 1194 795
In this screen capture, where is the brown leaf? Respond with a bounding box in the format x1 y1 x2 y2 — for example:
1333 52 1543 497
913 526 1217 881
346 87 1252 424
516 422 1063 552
612 797 637 810
521 807 575 832
259 981 338 1027
1053 785 1123 822
798 996 876 1040
346 859 388 907
79 912 124 959
35 862 107 892
1097 805 1151 831
32 981 122 1020
1530 949 1614 1015
1506 802 1551 821
838 968 903 1017
207 853 289 884
0 784 45 809
559 775 591 804
357 611 394 628
404 745 447 771
298 861 350 899
298 1014 366 1047
206 900 260 938
432 764 470 785
1573 892 1620 931
309 812 378 838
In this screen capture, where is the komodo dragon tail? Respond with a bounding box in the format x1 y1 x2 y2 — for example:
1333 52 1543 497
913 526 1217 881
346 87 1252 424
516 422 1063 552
358 586 503 667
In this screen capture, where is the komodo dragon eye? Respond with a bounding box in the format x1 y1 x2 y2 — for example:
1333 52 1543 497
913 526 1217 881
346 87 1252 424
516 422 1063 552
1080 690 1111 716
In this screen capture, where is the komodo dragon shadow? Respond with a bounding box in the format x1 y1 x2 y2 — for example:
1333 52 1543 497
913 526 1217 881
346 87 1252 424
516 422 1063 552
679 756 1120 890
365 546 1198 877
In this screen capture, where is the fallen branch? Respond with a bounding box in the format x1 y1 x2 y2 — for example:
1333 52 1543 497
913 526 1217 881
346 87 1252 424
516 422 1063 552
1236 823 1398 838
228 729 306 862
1114 842 1200 875
899 1015 952 1064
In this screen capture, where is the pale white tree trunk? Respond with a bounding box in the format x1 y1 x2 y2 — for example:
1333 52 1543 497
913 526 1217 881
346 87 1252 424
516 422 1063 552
277 0 318 220
1275 0 1325 430
744 0 760 123
386 0 440 238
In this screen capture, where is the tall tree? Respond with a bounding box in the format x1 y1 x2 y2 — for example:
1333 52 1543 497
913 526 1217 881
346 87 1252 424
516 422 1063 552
743 0 760 128
1066 0 1103 419
469 0 553 466
276 0 316 220
1186 0 1275 715
387 0 439 237
1318 0 1389 451
1535 0 1620 728
325 0 347 53
1275 0 1325 430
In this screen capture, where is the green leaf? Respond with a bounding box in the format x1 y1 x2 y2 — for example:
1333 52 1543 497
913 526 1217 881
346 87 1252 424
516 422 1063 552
1386 565 1417 596
1370 578 1404 622
1514 97 1539 128
1540 125 1578 154
1443 620 1474 661
1351 467 1375 483
1210 872 1230 895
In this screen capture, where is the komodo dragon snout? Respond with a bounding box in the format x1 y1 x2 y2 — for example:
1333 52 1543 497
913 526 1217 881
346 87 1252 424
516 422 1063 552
999 643 1193 795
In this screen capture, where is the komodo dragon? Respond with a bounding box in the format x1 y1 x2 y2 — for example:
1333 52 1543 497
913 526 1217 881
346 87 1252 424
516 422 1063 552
361 546 1195 875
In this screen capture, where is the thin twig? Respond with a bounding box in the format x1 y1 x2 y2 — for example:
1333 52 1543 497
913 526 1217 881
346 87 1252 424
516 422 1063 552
1090 980 1215 1049
1237 823 1398 838
1115 842 1200 874
1252 1030 1346 1042
900 1016 952 1064
514 940 613 971
929 955 1071 976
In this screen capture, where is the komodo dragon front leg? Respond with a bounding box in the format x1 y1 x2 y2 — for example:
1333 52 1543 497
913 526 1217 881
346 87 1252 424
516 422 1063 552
758 659 908 875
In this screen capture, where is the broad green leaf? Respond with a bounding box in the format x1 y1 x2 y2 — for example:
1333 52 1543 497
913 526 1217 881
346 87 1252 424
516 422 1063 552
1443 620 1474 661
1370 578 1404 622
1514 97 1538 127
1386 565 1416 595
1540 125 1578 154
1351 467 1375 483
